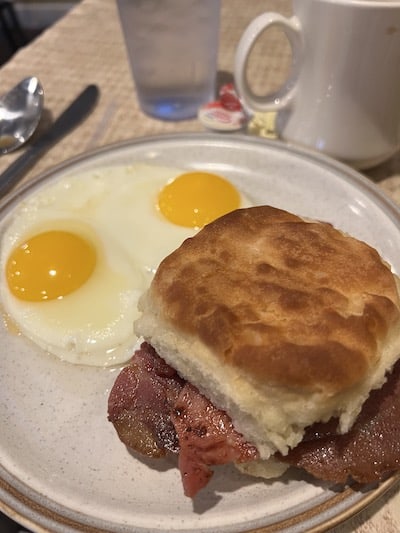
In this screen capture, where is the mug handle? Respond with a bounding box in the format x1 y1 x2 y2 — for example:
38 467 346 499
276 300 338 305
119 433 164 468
234 12 302 113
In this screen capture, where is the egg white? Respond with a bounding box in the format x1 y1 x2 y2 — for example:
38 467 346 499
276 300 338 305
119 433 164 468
0 163 252 367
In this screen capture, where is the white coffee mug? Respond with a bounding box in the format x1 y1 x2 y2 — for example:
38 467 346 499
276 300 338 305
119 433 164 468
234 0 400 169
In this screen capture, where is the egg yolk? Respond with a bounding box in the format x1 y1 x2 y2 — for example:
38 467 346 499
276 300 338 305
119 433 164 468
157 171 241 228
6 230 96 302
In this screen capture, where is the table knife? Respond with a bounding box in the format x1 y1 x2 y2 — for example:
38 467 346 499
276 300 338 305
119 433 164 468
0 84 100 197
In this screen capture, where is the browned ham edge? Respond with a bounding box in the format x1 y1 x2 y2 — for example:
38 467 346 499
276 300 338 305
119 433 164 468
107 343 183 458
108 342 400 497
277 358 400 484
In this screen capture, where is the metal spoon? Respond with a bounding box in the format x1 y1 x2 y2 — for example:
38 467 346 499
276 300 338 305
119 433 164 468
0 76 44 154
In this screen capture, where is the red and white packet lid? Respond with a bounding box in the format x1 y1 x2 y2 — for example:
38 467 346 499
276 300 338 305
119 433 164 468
198 83 247 132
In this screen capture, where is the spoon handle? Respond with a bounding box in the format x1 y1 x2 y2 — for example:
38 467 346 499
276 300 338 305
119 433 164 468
0 84 100 197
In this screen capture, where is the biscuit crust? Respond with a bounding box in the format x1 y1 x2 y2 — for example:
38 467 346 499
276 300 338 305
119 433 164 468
149 206 400 394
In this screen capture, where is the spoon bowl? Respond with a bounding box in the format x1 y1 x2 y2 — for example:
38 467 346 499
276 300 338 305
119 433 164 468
0 77 44 154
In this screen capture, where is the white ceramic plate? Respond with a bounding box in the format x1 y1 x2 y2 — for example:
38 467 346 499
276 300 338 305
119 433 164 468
1 133 400 533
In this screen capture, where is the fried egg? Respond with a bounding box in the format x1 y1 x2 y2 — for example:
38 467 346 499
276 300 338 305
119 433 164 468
0 163 251 367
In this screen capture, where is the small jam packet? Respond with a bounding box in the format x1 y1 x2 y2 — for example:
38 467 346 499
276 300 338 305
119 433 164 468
198 83 247 132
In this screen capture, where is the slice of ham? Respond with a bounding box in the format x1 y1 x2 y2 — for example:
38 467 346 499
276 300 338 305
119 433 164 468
108 342 258 496
278 358 400 484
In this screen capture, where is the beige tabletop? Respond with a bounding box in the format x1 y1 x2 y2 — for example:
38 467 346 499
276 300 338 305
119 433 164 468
0 1 400 532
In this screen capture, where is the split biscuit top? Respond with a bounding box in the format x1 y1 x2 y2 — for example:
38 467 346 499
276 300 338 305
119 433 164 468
135 206 400 459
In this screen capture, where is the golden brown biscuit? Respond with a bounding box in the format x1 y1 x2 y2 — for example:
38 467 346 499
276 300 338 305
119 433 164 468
135 206 400 459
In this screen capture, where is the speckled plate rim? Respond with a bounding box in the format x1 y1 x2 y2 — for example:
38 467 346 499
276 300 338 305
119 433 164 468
1 132 400 533
1 473 400 533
